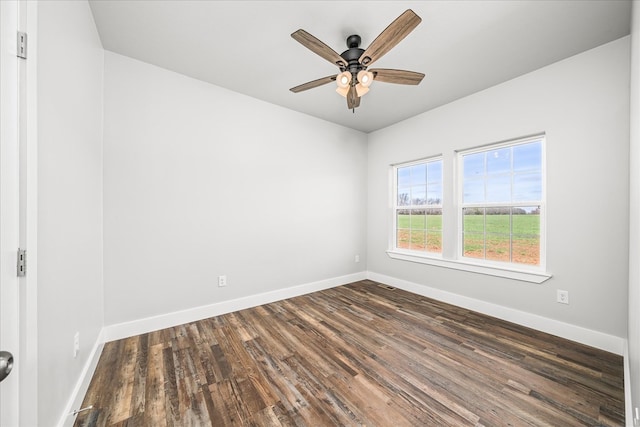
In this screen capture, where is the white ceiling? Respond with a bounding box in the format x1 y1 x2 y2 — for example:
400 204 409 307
88 1 631 133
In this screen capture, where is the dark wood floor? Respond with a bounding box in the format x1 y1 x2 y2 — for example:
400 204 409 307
74 280 625 427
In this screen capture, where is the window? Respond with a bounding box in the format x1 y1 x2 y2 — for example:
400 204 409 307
459 136 544 268
393 157 443 254
387 135 548 282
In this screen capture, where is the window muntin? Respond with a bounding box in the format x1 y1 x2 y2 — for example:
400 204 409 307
459 137 544 267
394 158 443 254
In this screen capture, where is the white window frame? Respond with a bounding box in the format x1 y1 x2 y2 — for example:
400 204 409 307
387 134 551 284
390 156 444 258
456 135 547 273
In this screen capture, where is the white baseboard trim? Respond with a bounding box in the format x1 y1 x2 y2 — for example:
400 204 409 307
56 328 105 427
366 271 625 355
103 271 367 343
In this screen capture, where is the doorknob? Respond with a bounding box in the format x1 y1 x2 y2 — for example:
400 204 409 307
0 351 13 383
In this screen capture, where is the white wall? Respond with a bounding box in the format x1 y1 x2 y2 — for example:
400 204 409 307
629 0 640 420
103 52 367 325
367 37 630 339
37 1 104 424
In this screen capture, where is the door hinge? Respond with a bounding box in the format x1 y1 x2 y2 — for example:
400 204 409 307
17 31 27 59
17 248 26 277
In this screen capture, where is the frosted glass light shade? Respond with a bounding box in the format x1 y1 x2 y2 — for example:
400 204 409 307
355 84 369 97
357 70 373 87
336 71 351 88
336 85 350 97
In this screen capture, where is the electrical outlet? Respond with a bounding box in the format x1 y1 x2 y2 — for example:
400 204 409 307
557 290 569 305
218 275 227 287
73 332 80 358
355 255 360 263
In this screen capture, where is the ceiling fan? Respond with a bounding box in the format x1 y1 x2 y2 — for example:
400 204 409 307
290 9 425 111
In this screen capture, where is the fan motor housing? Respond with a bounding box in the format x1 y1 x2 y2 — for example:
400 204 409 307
340 35 366 75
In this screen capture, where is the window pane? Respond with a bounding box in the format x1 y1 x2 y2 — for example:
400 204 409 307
397 210 410 228
427 183 442 205
427 161 442 184
463 179 484 203
410 209 426 230
512 207 540 265
486 234 510 262
426 208 442 231
410 229 426 250
486 174 511 203
397 166 411 187
486 147 511 174
485 208 510 262
397 230 410 249
513 172 542 202
411 186 426 205
410 163 427 186
485 208 510 235
398 188 410 206
513 141 542 172
512 236 540 265
396 210 410 249
427 232 442 253
512 206 540 236
463 207 485 233
463 233 484 259
464 152 484 179
426 208 443 254
463 204 484 258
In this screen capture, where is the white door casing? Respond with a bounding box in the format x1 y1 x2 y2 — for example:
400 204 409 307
1 1 38 425
0 0 22 425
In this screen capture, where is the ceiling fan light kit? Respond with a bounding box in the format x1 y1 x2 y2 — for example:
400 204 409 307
358 70 373 87
355 84 369 98
336 86 350 97
337 72 351 87
290 9 425 111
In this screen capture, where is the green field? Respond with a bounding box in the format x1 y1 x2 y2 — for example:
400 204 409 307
397 213 540 265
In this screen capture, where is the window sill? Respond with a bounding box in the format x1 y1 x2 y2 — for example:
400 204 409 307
386 250 552 284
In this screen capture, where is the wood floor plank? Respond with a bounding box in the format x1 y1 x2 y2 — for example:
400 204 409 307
143 343 167 426
74 280 625 427
108 337 138 424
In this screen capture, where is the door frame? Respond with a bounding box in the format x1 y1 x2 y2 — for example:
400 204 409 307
0 0 22 425
19 1 38 425
0 1 38 425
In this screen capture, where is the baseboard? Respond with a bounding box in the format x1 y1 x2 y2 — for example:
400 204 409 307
103 271 367 342
56 328 105 427
366 271 625 355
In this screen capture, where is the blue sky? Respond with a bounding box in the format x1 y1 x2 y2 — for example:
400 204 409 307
463 140 542 204
397 140 542 207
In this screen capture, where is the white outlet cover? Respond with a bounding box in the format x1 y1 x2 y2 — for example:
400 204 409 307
557 290 569 304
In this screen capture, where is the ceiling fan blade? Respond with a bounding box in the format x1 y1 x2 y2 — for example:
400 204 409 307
291 29 347 68
346 86 360 109
359 9 421 67
290 75 337 93
370 68 425 85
